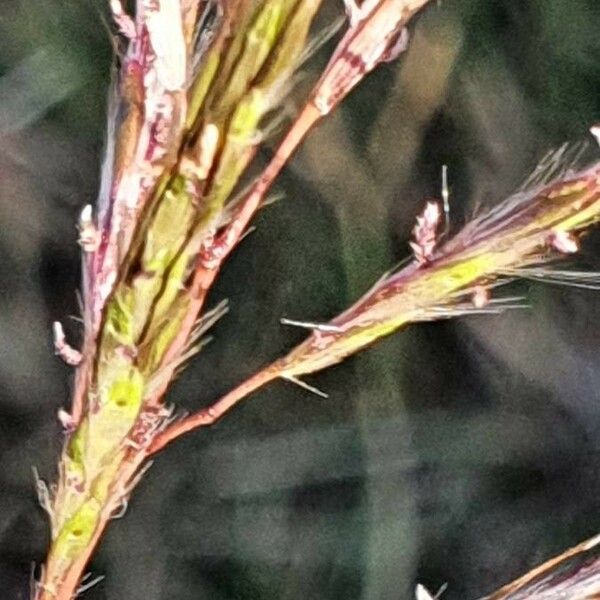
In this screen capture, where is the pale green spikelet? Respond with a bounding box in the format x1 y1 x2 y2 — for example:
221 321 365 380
276 154 600 379
40 4 329 596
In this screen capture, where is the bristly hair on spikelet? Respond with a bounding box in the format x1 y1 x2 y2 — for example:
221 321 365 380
415 582 448 600
148 136 600 451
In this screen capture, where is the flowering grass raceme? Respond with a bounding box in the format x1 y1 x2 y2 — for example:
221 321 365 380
149 145 600 452
30 0 600 598
34 1 435 598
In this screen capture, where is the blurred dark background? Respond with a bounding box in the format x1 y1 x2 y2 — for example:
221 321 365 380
1 1 600 598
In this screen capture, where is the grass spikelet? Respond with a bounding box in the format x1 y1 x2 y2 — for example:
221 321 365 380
36 2 331 597
276 151 600 378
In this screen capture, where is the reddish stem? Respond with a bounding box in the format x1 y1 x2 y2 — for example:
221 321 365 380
195 103 323 295
145 103 322 410
145 104 323 449
148 364 279 455
144 0 433 442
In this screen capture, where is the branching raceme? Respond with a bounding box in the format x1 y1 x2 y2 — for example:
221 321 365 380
149 143 600 452
34 0 600 598
35 1 432 598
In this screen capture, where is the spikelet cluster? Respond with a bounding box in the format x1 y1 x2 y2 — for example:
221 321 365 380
276 146 600 380
148 140 600 454
38 2 325 596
